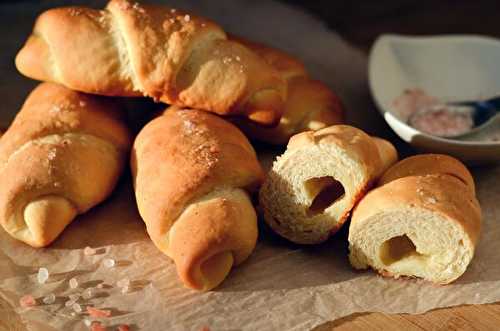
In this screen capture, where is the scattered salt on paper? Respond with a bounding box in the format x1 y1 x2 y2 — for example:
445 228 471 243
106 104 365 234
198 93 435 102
117 278 130 288
118 324 130 331
73 303 82 313
103 258 115 268
69 277 79 289
82 288 94 299
121 285 130 294
90 321 106 331
84 246 97 256
65 299 76 308
87 306 112 318
37 268 49 284
42 293 56 305
19 295 36 308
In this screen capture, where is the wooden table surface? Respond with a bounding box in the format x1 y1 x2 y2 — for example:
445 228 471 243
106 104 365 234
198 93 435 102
281 1 500 329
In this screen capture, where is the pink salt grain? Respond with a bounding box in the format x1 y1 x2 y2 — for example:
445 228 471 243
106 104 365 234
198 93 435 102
118 325 130 331
20 295 36 308
90 321 106 331
87 306 112 318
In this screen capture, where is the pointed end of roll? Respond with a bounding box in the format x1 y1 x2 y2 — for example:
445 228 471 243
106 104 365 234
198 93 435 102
23 196 77 247
15 35 54 83
182 251 235 291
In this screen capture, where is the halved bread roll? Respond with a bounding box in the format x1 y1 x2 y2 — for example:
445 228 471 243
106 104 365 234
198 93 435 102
259 125 397 244
348 154 481 284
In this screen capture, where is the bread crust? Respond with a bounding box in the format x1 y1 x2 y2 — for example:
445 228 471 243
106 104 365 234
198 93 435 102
232 37 344 144
16 0 286 126
131 107 263 290
379 154 475 194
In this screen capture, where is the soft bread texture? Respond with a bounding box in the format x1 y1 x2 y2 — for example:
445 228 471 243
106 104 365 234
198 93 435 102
131 107 264 291
349 154 481 284
15 0 286 126
0 83 131 247
232 37 344 144
259 125 397 244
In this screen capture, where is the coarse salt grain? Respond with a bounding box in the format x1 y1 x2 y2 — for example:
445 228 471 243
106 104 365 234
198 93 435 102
118 324 130 331
79 101 86 107
69 277 79 289
20 295 36 308
96 283 104 289
103 258 115 268
90 321 106 331
84 246 97 256
82 288 94 299
184 14 190 22
87 306 112 318
65 299 76 307
121 285 130 294
37 268 49 284
84 319 92 327
170 8 176 13
42 293 56 305
116 278 130 288
73 303 82 313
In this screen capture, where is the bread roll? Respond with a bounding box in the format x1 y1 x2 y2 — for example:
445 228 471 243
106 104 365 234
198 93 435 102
259 125 397 244
131 107 264 291
232 37 344 144
0 83 131 247
15 0 286 126
349 154 481 284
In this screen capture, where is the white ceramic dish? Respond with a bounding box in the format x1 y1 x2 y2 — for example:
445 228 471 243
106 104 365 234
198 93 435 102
369 34 500 164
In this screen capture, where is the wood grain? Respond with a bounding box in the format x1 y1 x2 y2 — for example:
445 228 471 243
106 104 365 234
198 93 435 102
313 303 500 330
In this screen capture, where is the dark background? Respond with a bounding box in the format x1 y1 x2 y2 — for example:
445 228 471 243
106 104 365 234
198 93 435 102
13 0 500 51
282 0 500 50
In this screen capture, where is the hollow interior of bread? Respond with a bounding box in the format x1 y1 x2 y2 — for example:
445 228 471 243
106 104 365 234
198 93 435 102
379 234 424 265
305 176 345 216
261 144 366 243
349 208 474 283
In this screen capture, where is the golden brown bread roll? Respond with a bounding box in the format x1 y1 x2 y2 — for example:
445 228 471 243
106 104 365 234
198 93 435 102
259 125 397 244
232 37 344 144
0 83 131 247
349 154 481 284
15 0 286 126
378 153 476 194
131 107 264 291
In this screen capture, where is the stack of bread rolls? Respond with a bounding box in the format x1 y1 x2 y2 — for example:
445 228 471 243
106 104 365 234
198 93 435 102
3 0 480 291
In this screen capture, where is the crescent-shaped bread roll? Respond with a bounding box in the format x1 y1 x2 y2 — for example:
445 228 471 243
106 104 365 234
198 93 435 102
131 107 264 291
15 0 285 125
232 37 344 144
259 125 397 244
0 83 131 247
348 154 481 284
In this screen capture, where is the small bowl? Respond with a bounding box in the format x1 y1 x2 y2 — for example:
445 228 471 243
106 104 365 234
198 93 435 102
369 34 500 164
